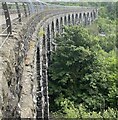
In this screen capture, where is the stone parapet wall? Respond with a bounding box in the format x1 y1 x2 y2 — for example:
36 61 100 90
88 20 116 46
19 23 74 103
0 13 41 118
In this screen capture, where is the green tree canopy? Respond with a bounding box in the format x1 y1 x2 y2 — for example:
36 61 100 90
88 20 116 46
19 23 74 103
49 26 117 113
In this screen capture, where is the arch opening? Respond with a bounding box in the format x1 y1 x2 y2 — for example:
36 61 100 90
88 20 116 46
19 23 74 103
93 10 96 19
87 12 90 25
91 12 93 22
79 13 82 24
60 17 63 33
83 13 86 26
42 33 49 119
75 14 78 24
47 25 51 64
36 44 42 118
43 34 46 48
72 14 74 25
68 14 71 25
51 21 54 38
64 16 67 25
56 19 59 33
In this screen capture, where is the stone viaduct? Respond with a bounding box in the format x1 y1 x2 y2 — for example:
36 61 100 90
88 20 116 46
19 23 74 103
0 1 98 119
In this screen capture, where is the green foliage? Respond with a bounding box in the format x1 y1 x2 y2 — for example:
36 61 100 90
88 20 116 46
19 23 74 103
52 101 117 119
96 17 116 34
49 3 117 118
99 3 116 20
49 26 117 114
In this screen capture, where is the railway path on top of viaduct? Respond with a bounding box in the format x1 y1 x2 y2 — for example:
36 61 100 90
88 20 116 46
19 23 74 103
0 1 98 119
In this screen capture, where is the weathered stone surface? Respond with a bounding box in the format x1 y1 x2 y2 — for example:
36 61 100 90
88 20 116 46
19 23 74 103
0 13 40 118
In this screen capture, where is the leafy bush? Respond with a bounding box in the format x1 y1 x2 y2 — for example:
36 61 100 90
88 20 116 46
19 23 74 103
52 100 117 119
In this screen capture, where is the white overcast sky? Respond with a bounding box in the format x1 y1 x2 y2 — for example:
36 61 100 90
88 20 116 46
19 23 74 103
0 0 116 3
42 0 117 2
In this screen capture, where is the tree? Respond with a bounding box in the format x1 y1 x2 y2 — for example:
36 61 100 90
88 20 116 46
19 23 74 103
49 26 117 113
